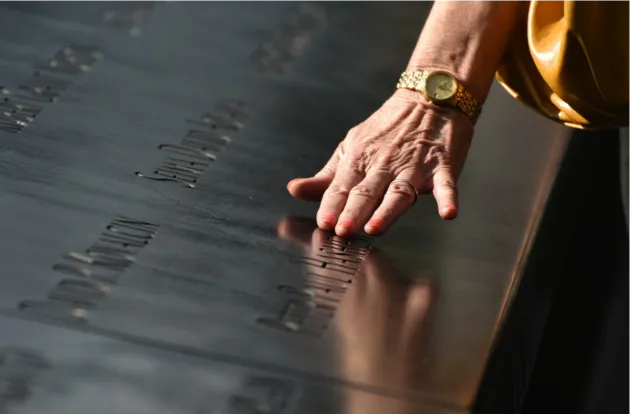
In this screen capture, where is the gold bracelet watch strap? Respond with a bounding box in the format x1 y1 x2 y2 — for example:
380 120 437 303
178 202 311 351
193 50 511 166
396 70 482 124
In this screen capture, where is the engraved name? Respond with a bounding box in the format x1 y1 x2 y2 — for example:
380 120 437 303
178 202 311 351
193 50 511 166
257 234 372 336
135 99 249 188
0 44 103 133
18 216 159 323
250 3 327 75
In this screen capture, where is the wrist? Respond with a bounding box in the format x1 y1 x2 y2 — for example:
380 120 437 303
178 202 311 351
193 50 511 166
391 88 432 105
405 1 527 104
404 60 490 105
389 89 476 127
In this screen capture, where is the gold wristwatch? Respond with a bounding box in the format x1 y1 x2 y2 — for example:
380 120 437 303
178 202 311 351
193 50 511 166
396 70 482 124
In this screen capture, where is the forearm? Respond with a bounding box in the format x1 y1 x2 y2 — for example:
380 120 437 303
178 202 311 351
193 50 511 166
407 1 526 103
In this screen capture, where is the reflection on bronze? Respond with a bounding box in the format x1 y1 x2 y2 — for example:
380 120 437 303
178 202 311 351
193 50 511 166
277 216 436 414
269 217 372 335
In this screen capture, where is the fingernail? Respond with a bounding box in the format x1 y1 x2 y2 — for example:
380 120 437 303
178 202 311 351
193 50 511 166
440 205 457 218
366 218 384 230
337 218 353 229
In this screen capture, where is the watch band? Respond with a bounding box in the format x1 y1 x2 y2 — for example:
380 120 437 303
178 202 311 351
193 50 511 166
396 70 482 124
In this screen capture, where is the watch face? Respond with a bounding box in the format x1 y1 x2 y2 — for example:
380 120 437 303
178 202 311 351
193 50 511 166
425 72 457 101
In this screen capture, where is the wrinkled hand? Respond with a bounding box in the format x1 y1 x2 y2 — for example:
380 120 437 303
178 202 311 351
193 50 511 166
287 89 473 236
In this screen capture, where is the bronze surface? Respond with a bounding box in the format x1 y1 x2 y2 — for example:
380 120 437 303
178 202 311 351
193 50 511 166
0 2 570 413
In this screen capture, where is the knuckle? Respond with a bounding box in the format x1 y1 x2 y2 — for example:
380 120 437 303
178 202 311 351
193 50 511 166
438 181 457 193
347 154 364 167
388 183 415 199
434 184 457 199
326 184 350 198
434 165 453 175
426 144 447 159
367 166 393 180
345 153 368 171
336 141 346 156
376 148 397 165
340 207 360 219
345 131 361 145
321 164 336 174
435 178 457 191
349 185 379 200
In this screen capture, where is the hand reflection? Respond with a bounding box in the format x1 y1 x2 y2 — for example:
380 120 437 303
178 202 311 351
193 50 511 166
336 249 433 389
277 217 435 413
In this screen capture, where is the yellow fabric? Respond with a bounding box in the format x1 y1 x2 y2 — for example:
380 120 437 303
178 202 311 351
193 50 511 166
496 1 629 129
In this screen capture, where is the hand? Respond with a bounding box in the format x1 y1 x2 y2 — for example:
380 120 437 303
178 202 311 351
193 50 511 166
287 89 474 237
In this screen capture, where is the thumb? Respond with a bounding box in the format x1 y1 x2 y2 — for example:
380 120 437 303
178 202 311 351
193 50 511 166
287 175 334 201
288 151 339 201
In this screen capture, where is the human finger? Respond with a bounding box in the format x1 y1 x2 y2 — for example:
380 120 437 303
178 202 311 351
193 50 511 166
364 168 421 235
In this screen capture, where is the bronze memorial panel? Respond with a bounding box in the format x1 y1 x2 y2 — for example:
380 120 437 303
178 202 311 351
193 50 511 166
0 2 570 413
